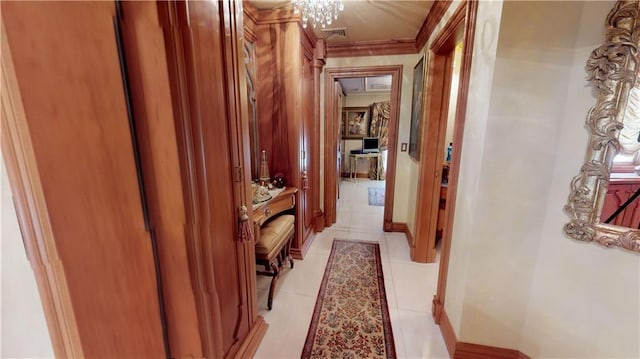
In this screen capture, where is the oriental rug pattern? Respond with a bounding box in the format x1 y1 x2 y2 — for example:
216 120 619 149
302 240 396 358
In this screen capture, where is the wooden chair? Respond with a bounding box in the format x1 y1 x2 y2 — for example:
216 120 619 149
255 214 295 310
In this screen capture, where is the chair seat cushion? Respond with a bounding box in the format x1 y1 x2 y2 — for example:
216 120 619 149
255 215 295 258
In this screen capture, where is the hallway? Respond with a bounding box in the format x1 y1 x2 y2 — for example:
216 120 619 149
254 179 448 358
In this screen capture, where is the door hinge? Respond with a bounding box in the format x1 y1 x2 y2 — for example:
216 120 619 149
234 166 243 182
301 150 306 160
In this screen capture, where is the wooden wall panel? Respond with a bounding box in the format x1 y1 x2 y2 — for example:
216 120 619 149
119 2 203 357
181 1 245 355
254 19 318 257
159 1 266 358
1 2 165 357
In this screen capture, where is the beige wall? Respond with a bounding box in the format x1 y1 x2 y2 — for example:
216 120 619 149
1 159 54 358
445 1 640 357
444 0 502 340
444 45 462 160
323 54 421 223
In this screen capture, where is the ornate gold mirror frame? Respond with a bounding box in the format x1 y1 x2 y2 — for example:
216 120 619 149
565 0 640 252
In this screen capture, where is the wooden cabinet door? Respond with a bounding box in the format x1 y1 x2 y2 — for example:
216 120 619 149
159 1 259 357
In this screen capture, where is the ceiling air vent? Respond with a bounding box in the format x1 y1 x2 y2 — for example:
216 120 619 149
320 27 347 40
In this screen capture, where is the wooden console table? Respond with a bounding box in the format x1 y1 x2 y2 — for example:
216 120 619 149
253 187 298 228
348 152 382 181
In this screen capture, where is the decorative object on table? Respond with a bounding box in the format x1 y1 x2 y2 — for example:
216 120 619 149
302 240 396 358
251 182 271 204
291 0 345 29
259 150 270 186
409 53 428 160
367 187 385 206
272 172 286 188
342 106 370 139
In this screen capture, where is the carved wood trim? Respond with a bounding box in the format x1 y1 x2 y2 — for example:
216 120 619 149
390 222 406 232
438 307 457 357
255 7 298 24
323 66 402 234
243 1 258 43
438 309 532 359
389 222 415 248
312 39 326 236
564 0 640 253
430 2 466 53
431 0 478 326
290 231 315 259
325 39 417 58
313 209 325 232
232 317 268 359
416 0 453 51
0 21 83 359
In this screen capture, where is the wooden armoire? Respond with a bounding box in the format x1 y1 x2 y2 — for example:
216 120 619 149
243 4 326 259
2 1 266 358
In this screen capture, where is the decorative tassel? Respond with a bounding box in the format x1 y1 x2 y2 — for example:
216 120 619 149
238 205 254 242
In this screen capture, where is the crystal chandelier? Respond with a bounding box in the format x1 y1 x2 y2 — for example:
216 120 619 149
291 0 345 29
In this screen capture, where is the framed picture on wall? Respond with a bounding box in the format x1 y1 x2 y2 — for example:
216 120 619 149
409 53 427 160
342 107 370 139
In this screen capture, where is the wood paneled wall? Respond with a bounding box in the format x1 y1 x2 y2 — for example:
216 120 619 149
251 9 323 258
159 1 266 357
1 2 166 357
119 2 203 356
3 1 266 358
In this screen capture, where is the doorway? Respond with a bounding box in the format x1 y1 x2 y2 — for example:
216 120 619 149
418 3 478 341
323 66 402 233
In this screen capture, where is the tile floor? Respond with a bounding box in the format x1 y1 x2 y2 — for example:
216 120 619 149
254 179 448 358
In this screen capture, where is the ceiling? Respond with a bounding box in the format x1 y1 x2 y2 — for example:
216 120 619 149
249 0 433 44
338 76 392 95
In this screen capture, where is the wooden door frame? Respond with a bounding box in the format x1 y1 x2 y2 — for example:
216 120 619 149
323 66 402 231
421 1 478 326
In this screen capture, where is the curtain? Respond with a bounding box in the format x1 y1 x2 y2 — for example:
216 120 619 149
369 101 391 180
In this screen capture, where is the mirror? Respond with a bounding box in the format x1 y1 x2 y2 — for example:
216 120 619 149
244 40 260 180
564 0 640 252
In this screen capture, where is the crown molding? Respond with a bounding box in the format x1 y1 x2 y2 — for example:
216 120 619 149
325 39 417 58
415 0 453 51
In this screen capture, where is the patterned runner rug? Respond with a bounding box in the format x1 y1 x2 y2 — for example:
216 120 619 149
302 240 396 358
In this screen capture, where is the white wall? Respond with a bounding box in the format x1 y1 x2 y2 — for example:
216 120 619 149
323 54 421 223
445 1 640 357
1 159 54 358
